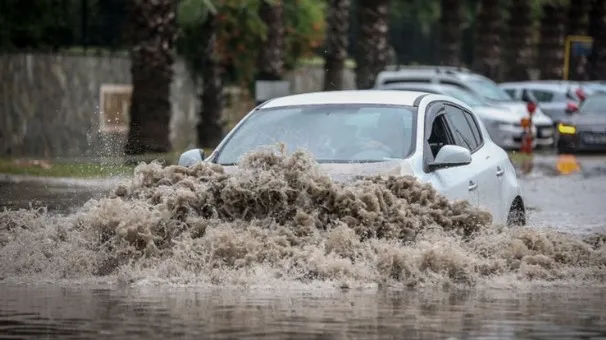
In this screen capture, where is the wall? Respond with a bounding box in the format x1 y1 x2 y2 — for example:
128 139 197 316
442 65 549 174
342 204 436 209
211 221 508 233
0 53 355 158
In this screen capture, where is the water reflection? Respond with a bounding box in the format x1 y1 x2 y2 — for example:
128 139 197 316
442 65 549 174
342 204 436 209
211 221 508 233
0 284 605 339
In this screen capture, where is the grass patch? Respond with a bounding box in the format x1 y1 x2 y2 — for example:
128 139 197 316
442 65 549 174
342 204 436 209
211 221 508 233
0 148 216 178
0 159 135 178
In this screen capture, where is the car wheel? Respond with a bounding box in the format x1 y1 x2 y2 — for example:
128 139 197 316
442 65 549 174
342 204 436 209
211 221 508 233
506 197 526 227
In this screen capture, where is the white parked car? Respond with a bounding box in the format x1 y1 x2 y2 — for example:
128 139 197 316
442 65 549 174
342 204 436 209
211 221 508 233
373 66 555 147
179 90 526 226
376 82 549 150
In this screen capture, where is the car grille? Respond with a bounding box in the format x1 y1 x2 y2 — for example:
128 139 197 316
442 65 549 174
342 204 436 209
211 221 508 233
580 131 606 145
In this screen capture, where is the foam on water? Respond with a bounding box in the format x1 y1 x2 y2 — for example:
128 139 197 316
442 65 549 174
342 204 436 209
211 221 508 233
1 148 605 288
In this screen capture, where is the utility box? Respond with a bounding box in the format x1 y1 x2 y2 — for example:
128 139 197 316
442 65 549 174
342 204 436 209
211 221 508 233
99 84 132 133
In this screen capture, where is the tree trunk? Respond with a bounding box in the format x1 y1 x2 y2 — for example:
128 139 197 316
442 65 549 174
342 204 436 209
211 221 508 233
505 0 533 81
587 0 606 80
257 1 285 81
567 0 591 80
538 4 566 80
472 0 501 80
323 0 350 91
124 0 176 155
354 0 390 90
438 0 462 67
197 14 224 149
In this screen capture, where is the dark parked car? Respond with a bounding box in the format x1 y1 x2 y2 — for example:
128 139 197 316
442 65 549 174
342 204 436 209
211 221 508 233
556 93 606 154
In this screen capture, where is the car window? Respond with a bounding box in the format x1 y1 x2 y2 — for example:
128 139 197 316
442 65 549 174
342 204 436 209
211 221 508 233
214 104 417 164
440 86 487 106
445 105 479 152
463 109 483 147
464 79 513 101
503 88 516 99
530 89 555 102
579 95 606 114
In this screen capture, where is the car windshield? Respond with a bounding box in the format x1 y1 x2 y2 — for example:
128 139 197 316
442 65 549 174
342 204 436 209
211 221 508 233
439 85 488 106
214 104 417 165
466 78 513 101
579 95 606 114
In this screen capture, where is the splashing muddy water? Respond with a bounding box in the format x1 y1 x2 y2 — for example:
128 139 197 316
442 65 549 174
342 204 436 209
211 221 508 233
0 148 605 289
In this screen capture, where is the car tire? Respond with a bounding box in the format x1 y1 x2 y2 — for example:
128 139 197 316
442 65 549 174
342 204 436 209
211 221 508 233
506 198 526 227
556 145 575 155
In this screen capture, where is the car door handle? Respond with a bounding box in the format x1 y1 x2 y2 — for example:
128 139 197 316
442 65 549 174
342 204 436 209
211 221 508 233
496 167 504 177
468 181 478 191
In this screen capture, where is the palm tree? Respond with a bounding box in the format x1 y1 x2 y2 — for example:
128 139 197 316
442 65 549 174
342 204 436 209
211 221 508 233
354 0 390 90
472 0 502 80
505 0 533 81
323 0 351 91
587 0 606 80
197 13 224 148
256 0 285 98
438 0 462 66
124 0 177 155
538 3 566 79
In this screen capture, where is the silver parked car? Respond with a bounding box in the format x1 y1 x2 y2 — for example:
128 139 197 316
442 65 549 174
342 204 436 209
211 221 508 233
376 82 548 151
373 66 555 147
556 93 606 154
498 81 586 124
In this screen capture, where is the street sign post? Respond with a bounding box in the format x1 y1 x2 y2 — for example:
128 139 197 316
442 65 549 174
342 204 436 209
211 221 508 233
563 35 593 80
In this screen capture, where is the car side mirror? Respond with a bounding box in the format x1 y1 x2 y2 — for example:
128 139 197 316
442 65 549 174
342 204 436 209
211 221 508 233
178 148 205 167
427 145 472 171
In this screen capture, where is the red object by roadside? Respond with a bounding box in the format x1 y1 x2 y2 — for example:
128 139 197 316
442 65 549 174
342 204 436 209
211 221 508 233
575 88 586 103
526 101 537 115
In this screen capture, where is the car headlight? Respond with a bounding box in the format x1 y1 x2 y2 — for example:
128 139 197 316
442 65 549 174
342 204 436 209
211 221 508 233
557 123 576 134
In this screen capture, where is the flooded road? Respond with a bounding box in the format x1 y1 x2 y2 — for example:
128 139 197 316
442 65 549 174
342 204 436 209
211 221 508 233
0 284 605 339
1 153 605 339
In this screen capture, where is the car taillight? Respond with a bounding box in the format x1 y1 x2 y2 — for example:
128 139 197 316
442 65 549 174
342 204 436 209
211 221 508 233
527 102 537 115
566 101 578 112
575 88 586 102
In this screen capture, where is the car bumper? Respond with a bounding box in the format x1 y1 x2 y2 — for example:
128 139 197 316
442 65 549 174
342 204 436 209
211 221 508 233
557 130 606 152
487 123 554 150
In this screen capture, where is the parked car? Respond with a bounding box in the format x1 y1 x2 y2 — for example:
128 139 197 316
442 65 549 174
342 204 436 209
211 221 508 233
373 66 555 147
376 82 552 151
556 92 606 154
178 90 527 226
498 81 586 124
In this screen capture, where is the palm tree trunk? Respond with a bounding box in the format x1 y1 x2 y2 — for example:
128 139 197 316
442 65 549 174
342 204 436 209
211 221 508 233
472 0 501 80
587 0 606 80
567 0 590 80
323 0 350 91
257 1 285 82
197 14 224 149
538 4 566 80
124 0 176 155
354 0 390 90
438 0 462 67
505 0 533 81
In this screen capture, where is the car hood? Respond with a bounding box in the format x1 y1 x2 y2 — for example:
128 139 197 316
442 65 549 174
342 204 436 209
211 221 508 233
219 159 416 183
490 101 553 125
474 106 523 124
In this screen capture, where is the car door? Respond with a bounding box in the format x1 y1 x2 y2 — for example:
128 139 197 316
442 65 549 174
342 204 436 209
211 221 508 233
444 104 502 220
419 102 479 206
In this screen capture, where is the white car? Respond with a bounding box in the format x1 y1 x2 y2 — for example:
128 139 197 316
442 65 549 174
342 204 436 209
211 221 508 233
178 90 526 226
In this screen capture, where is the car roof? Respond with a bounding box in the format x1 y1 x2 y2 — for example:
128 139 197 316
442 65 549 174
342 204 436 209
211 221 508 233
259 90 428 108
499 81 581 91
379 82 455 92
375 68 486 86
